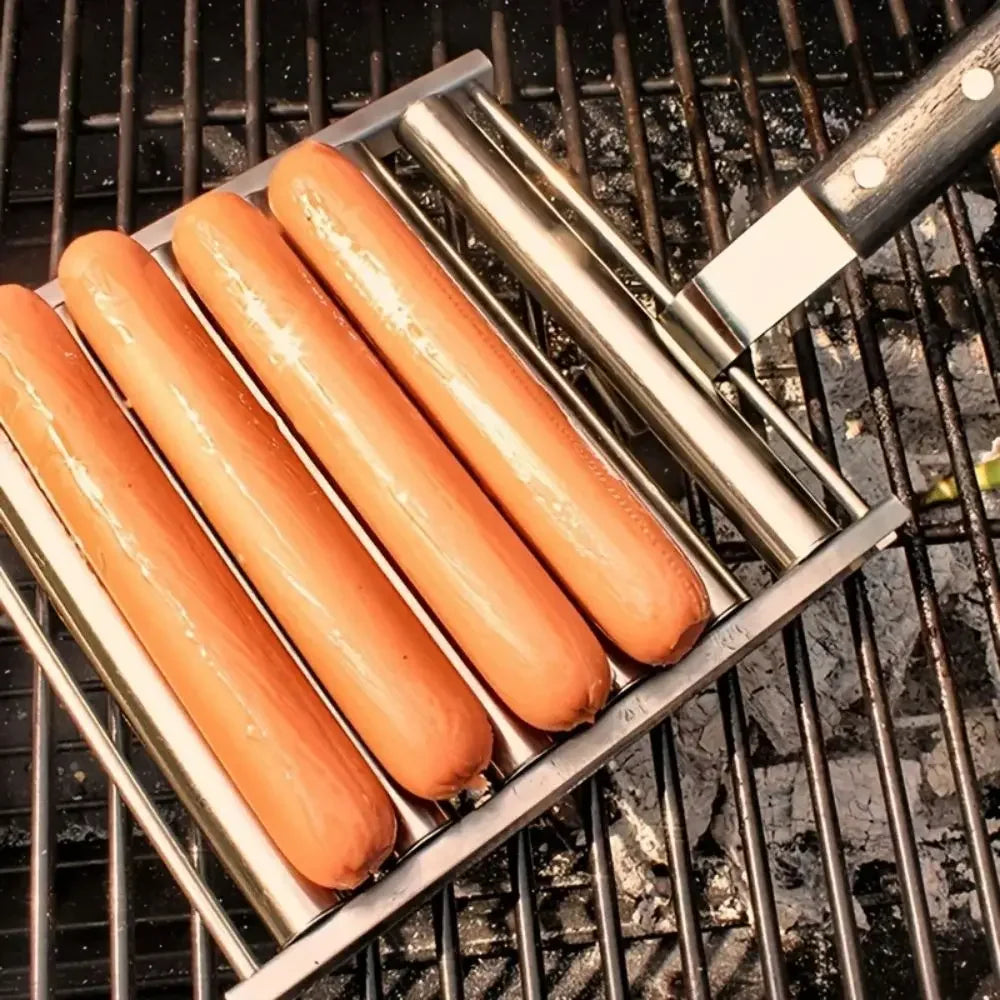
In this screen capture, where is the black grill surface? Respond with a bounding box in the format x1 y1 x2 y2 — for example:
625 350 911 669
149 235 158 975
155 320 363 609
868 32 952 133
1 1 1000 998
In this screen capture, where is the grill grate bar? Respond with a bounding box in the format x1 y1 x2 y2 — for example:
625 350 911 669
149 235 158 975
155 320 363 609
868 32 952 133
434 885 465 1000
364 940 384 1000
108 7 140 994
107 699 133 1000
244 0 265 167
3 68 916 140
509 830 546 1000
0 0 17 232
719 672 790 1000
783 622 867 997
552 0 588 187
654 724 711 1000
182 0 202 204
189 821 216 1000
585 775 630 1000
28 591 53 1000
846 577 943 998
305 0 325 133
181 4 215 987
719 3 868 994
115 0 139 234
29 2 83 995
369 0 387 101
611 0 668 269
48 0 80 276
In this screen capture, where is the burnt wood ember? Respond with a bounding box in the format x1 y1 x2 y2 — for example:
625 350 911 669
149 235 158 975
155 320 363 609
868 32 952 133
0 1 999 998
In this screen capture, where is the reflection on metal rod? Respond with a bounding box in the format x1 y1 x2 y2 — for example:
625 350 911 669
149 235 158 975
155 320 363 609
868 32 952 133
0 434 334 944
28 592 53 1000
0 534 259 980
397 95 836 570
350 142 745 618
468 84 869 522
107 699 133 1000
189 822 216 1000
725 367 868 520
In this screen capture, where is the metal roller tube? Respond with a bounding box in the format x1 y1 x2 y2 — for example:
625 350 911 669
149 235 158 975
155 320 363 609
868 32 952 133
0 434 335 945
459 88 869 523
348 142 745 619
397 95 838 571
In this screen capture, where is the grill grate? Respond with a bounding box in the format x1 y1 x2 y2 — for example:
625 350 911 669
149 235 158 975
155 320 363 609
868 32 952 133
1 1 999 997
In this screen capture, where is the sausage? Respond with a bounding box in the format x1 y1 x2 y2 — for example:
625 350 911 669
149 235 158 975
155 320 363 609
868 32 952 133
58 231 494 801
170 191 610 732
268 143 711 664
0 284 396 888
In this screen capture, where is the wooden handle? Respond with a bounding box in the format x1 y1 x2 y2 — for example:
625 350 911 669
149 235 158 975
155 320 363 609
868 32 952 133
805 4 1000 259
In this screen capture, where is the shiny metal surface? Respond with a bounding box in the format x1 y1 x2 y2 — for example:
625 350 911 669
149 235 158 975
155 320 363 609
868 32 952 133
439 88 872 524
397 95 837 570
189 823 216 1000
227 494 909 1000
350 141 745 619
0 492 260 980
28 597 53 1000
107 700 132 1000
671 188 856 371
0 434 336 944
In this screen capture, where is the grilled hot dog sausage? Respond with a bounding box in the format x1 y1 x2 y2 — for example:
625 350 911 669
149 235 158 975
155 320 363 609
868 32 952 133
171 192 610 732
0 284 396 888
269 143 710 664
58 231 494 801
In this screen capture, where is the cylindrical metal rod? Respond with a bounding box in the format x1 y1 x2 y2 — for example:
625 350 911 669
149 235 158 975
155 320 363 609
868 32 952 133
351 142 744 618
189 822 216 1000
398 96 837 570
0 543 259 980
107 699 133 1000
468 85 868 522
0 435 335 944
508 830 546 1000
28 588 53 1000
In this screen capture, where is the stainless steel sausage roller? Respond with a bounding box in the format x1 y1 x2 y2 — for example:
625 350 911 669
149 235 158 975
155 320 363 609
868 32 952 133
5 15 979 992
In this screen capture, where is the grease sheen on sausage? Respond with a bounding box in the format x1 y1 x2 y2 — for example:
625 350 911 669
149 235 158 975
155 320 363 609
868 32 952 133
170 191 610 732
269 143 711 664
58 231 494 801
0 284 396 888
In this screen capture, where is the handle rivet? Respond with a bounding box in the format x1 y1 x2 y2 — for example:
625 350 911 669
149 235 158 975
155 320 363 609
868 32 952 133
853 156 887 189
961 67 995 101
